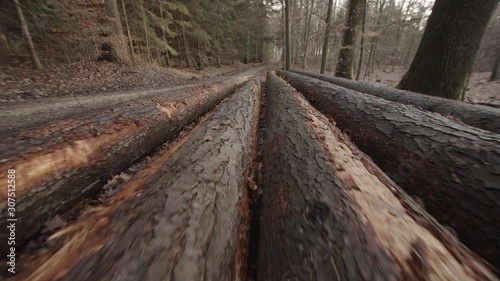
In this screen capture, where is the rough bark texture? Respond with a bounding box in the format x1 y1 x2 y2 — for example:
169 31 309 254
291 69 500 134
0 77 249 255
334 0 364 79
398 0 498 100
6 79 261 281
259 72 497 281
278 70 500 270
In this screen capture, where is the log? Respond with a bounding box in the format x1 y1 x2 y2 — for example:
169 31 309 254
277 70 500 270
259 72 497 281
0 76 249 255
7 78 261 281
290 69 500 133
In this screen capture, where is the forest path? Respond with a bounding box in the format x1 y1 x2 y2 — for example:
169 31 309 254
0 64 273 136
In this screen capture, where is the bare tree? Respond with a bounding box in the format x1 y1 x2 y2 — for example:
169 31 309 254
335 0 364 79
320 0 334 74
284 0 291 70
12 0 42 70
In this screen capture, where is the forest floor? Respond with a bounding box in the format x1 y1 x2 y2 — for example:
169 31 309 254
0 61 250 102
316 65 500 107
0 62 272 135
363 66 500 106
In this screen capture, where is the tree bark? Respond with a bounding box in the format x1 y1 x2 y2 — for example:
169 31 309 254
291 69 500 133
278 70 500 270
334 0 364 79
284 0 291 70
0 77 248 255
140 0 151 64
490 53 500 81
320 0 334 74
355 0 367 80
12 0 42 70
259 72 497 281
120 0 135 65
398 0 498 100
106 0 131 64
8 79 261 281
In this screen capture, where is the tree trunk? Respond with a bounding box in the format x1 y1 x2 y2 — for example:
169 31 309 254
355 0 367 80
140 0 151 64
398 0 498 100
334 0 364 79
12 0 42 70
301 0 314 70
0 23 14 63
278 70 500 270
291 69 500 133
8 79 261 281
490 53 500 81
105 0 131 64
258 72 497 281
284 0 291 70
120 0 135 65
320 0 334 74
0 77 247 254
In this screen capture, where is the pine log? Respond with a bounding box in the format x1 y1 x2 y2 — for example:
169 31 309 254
0 77 249 255
259 72 497 281
290 69 500 133
277 70 500 270
7 78 260 281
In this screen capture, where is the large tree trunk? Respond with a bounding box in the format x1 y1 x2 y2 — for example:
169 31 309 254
12 0 42 70
0 77 248 255
259 72 497 281
398 0 498 100
106 0 131 64
290 69 500 133
320 0 334 74
334 0 364 79
490 53 500 81
8 79 261 281
278 70 500 269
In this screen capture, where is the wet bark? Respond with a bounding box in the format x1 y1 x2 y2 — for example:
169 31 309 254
6 79 261 281
259 72 497 281
0 77 248 255
291 69 500 133
278 70 500 270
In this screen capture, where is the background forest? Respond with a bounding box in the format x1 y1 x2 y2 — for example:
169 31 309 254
0 0 499 102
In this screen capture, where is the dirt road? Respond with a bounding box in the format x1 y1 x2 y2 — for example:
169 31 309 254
0 64 272 136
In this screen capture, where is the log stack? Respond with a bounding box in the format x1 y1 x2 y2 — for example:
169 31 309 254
8 78 261 281
259 72 497 281
0 76 248 255
278 70 500 270
290 69 500 133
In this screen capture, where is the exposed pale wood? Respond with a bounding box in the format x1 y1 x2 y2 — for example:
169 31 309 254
259 72 497 281
278 70 500 270
7 78 261 281
0 77 249 254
